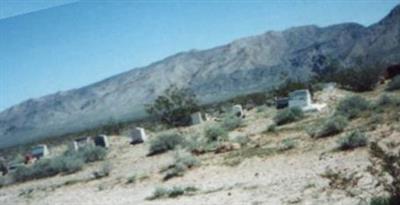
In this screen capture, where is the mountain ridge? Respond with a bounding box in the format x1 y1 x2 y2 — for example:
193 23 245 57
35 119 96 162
0 4 399 148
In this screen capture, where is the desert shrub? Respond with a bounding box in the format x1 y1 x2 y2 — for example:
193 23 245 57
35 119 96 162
273 107 304 125
12 146 107 182
369 139 400 204
93 162 112 179
162 150 199 181
311 115 348 138
266 123 277 132
147 186 198 200
233 135 250 146
12 154 85 183
221 114 243 131
376 95 395 107
279 139 296 151
145 85 199 127
204 125 228 142
336 96 370 119
337 130 368 150
148 131 186 156
370 197 392 205
77 146 107 163
333 65 382 92
386 76 400 91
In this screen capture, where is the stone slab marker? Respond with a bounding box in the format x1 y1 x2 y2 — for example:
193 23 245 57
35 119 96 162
191 112 204 125
130 127 147 144
31 144 49 159
288 89 312 109
94 135 110 148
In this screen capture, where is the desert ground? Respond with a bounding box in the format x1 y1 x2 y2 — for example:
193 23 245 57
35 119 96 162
0 84 399 205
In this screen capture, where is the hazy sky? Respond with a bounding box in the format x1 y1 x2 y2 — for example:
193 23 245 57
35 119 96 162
0 0 399 111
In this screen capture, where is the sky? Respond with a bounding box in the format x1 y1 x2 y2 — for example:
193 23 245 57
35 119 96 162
0 0 399 111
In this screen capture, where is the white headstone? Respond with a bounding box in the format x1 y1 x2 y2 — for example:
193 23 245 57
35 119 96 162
130 127 147 144
191 112 204 125
288 89 312 109
232 105 244 118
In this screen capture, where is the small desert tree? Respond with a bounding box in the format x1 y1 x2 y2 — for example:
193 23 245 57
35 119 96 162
146 85 200 127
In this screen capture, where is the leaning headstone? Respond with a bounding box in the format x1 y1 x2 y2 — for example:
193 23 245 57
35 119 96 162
93 135 110 148
288 89 312 109
130 127 148 145
31 144 49 159
191 112 204 125
232 105 244 118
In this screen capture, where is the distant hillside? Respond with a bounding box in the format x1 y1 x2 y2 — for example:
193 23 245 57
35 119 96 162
0 5 399 148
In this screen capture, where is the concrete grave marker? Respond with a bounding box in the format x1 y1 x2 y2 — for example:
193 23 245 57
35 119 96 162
130 127 148 144
191 112 204 125
288 89 326 112
31 144 49 159
94 135 110 148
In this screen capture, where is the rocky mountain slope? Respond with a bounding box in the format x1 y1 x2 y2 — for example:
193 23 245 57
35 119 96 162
0 5 399 148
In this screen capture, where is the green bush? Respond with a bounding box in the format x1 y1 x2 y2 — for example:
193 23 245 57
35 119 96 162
370 197 392 205
338 130 368 150
204 125 228 142
333 65 382 92
12 156 84 182
12 146 107 183
266 123 277 132
279 139 296 151
336 96 370 119
162 150 199 181
77 146 107 163
386 76 400 91
147 186 198 200
221 114 243 131
148 131 186 156
273 107 304 125
145 85 200 127
312 115 348 138
93 162 112 179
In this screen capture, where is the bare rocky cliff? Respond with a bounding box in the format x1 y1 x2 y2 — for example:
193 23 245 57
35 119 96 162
0 5 399 148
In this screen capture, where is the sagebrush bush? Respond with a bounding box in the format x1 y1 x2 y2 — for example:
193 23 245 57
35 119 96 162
12 146 107 182
386 76 400 91
311 115 348 138
12 156 84 182
204 125 228 142
162 150 199 181
93 162 112 179
336 96 370 119
148 131 186 156
77 146 107 163
221 114 243 131
370 197 392 205
273 107 304 125
147 186 198 200
338 130 368 150
279 139 296 151
369 139 400 204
